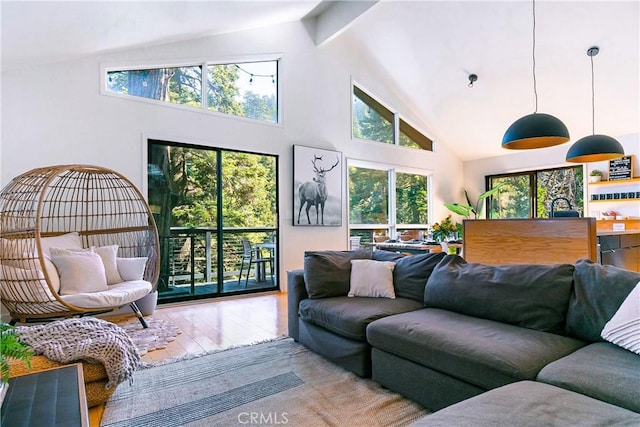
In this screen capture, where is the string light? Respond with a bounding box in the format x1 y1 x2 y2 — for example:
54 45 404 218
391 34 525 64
234 64 276 85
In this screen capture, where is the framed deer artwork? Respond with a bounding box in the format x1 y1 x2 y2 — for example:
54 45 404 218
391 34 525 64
293 145 343 226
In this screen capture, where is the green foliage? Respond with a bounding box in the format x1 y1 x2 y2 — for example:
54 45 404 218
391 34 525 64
1 322 33 383
487 166 584 219
352 96 393 144
590 169 603 176
396 173 429 224
349 167 389 224
444 185 504 219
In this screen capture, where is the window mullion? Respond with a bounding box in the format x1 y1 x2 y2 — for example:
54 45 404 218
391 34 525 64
202 62 208 110
393 113 400 146
389 168 397 238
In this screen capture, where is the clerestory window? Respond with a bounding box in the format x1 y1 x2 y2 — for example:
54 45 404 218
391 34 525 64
352 85 434 151
105 60 278 123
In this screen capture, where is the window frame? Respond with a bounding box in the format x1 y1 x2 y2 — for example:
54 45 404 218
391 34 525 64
485 165 585 219
351 81 434 152
100 55 282 126
347 158 432 239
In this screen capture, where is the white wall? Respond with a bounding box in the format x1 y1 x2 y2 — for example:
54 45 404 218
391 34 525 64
463 133 640 219
0 20 464 291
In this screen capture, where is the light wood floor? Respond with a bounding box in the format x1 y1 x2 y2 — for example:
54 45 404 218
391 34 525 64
90 292 288 426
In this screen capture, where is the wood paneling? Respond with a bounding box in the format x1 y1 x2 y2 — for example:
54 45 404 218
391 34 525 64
463 218 597 265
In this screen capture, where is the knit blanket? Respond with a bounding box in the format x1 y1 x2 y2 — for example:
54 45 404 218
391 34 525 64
16 317 140 389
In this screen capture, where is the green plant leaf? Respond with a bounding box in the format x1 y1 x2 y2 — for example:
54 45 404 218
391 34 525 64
474 184 504 217
444 203 473 218
1 322 33 383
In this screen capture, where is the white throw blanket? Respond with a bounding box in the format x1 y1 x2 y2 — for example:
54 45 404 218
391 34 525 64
16 317 140 388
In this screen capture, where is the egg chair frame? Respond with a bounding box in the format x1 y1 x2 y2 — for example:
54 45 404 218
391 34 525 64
0 164 159 327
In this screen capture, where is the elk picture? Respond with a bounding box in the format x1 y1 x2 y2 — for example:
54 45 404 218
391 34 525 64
297 153 340 225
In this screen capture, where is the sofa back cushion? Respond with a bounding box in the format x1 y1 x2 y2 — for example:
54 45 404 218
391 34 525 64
424 255 575 334
566 259 640 342
303 249 372 298
373 250 446 302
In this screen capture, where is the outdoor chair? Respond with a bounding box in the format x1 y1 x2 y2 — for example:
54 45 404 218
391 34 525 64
0 164 160 328
238 239 273 287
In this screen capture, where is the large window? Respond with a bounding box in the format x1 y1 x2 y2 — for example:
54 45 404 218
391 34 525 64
106 60 278 123
148 140 279 303
352 85 434 151
348 160 430 243
487 166 584 218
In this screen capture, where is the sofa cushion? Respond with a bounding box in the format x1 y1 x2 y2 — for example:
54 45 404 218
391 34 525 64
411 381 640 427
303 249 372 299
424 255 574 334
372 250 446 302
537 342 640 413
566 259 640 342
298 296 423 341
367 308 585 390
348 260 396 298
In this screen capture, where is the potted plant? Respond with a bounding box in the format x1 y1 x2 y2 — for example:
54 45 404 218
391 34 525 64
589 169 603 183
1 322 33 406
444 184 504 219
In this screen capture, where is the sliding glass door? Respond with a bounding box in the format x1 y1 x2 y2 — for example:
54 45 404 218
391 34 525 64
148 140 278 303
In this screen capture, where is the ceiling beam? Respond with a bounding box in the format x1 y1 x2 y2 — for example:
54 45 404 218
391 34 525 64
303 0 378 47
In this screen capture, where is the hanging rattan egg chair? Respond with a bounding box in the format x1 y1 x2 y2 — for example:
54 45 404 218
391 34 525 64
0 164 159 327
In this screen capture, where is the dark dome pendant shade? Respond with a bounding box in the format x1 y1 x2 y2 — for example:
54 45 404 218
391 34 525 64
565 134 625 163
565 47 625 163
502 113 570 149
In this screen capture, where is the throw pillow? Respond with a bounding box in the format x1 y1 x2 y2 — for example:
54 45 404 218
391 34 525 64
3 254 61 294
303 249 372 299
0 264 55 300
116 257 148 281
601 282 640 355
425 255 575 334
51 251 108 295
348 259 396 298
39 232 83 258
51 245 123 285
566 259 640 342
92 245 123 285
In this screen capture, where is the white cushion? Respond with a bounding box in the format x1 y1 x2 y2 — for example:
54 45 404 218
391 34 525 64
93 245 123 285
51 251 108 295
3 255 61 294
0 264 55 300
348 259 396 299
51 245 123 286
61 280 152 309
601 282 640 355
39 232 83 258
116 257 148 281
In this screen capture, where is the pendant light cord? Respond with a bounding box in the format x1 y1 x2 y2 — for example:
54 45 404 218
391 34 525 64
532 0 538 114
590 53 595 135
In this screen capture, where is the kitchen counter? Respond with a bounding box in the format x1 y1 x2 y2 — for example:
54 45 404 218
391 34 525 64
597 230 640 236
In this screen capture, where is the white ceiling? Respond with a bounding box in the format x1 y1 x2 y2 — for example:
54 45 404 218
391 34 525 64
2 1 638 162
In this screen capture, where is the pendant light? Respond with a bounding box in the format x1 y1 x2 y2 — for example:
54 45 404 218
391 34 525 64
565 47 625 163
502 0 570 149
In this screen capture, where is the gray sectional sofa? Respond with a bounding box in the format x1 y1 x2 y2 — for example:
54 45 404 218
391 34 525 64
287 249 640 424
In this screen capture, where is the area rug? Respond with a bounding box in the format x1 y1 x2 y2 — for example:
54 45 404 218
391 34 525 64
114 318 181 356
101 338 429 427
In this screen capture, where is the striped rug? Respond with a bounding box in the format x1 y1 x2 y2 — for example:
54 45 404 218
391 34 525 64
101 338 428 427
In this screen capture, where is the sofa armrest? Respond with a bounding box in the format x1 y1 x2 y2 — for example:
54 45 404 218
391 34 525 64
287 269 308 341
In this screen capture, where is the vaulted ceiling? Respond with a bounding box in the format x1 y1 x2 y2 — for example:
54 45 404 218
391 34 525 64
2 1 638 161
